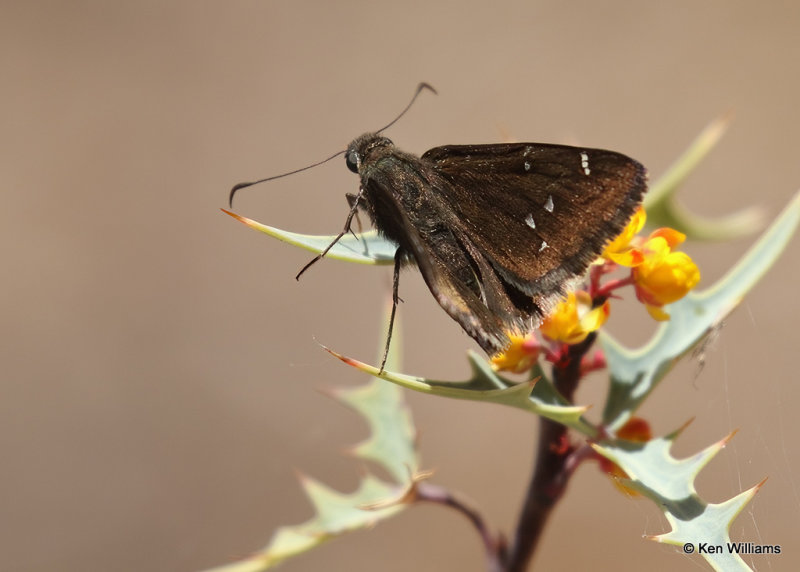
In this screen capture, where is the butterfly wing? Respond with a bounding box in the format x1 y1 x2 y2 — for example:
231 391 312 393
421 143 647 304
359 149 536 353
387 196 514 352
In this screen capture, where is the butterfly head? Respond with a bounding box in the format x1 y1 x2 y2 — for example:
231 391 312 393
345 133 394 174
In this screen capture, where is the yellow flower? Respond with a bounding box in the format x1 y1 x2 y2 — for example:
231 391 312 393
603 207 646 263
604 219 700 320
491 333 540 373
632 234 700 320
539 291 610 345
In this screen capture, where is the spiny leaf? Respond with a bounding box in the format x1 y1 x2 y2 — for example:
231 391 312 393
203 309 417 571
602 191 800 430
594 429 764 571
329 309 419 484
326 348 596 437
644 113 765 240
221 208 395 264
203 475 405 572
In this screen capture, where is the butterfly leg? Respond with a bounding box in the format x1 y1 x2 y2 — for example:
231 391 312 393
296 187 366 280
379 248 404 374
346 192 367 238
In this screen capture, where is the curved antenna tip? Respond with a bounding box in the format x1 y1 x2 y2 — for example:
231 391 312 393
417 82 438 95
228 181 253 207
376 82 438 134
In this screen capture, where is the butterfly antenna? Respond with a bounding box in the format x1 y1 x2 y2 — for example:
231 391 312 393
228 83 436 207
228 149 345 207
375 82 437 134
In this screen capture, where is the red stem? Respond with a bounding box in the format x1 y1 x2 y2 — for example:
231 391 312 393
504 332 597 571
594 275 635 298
415 482 506 572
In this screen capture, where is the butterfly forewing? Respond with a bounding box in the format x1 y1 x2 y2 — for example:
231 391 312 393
421 143 647 301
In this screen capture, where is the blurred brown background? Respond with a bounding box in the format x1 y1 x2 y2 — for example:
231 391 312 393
3 2 799 571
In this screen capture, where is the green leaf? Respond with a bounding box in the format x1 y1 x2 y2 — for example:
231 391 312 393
203 475 405 572
222 209 396 265
327 349 596 437
203 309 418 571
330 309 419 484
594 428 764 571
644 114 765 240
602 191 800 430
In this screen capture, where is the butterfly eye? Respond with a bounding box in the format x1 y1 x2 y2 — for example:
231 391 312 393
346 150 360 173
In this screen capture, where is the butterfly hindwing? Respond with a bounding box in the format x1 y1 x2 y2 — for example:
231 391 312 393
359 150 534 353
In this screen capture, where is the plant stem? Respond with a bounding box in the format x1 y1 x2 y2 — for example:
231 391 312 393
416 482 506 572
504 333 597 571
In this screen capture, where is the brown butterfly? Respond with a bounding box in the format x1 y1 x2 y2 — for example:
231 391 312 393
231 85 647 370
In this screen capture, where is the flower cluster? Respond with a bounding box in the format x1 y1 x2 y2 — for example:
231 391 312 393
491 207 700 372
488 207 701 495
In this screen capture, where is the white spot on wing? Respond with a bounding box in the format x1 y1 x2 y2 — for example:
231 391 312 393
544 195 554 213
539 240 549 252
524 146 533 156
525 213 536 229
580 151 591 175
524 161 531 171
